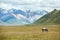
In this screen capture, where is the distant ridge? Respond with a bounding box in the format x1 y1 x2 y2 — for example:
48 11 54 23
0 8 48 26
34 9 60 25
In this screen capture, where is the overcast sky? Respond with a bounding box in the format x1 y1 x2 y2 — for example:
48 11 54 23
0 0 60 11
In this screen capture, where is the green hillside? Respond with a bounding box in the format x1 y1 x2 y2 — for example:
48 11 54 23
34 9 60 25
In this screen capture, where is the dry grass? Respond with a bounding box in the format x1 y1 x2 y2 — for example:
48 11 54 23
0 25 60 40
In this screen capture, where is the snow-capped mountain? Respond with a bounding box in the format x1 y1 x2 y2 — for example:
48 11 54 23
25 9 48 23
0 8 30 26
0 8 48 26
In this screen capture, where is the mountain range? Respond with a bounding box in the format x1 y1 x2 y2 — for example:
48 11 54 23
0 8 48 26
34 9 60 25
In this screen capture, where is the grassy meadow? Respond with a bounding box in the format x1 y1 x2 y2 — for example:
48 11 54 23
0 25 60 40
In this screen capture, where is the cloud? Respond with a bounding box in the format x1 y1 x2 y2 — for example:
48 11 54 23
0 0 60 11
40 0 60 10
0 0 42 11
0 2 25 10
0 2 13 9
0 2 22 10
0 0 42 5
